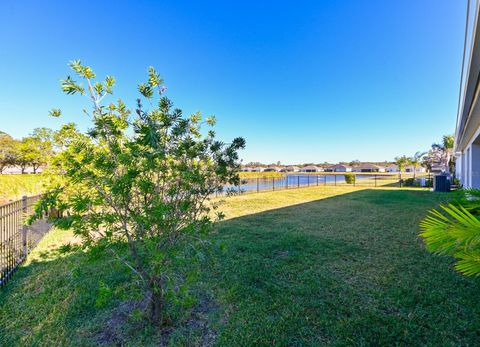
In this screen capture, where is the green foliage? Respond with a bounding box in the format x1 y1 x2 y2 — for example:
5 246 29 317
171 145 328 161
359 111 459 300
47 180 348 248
0 132 18 173
420 189 480 276
0 128 54 174
30 61 245 326
404 178 420 187
394 155 409 172
430 134 455 173
17 130 54 173
344 173 355 184
407 151 425 178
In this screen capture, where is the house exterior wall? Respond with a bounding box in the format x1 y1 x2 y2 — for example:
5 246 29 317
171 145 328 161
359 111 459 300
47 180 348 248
456 125 480 188
454 1 480 188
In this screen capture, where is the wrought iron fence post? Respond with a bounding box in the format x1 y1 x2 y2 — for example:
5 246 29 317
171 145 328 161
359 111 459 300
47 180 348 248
317 175 319 186
334 174 337 186
399 172 402 188
353 173 356 187
297 175 300 188
286 175 289 189
22 196 27 258
375 174 377 187
324 175 327 186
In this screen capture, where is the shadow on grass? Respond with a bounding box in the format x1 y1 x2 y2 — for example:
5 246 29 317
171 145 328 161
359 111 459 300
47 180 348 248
1 189 479 346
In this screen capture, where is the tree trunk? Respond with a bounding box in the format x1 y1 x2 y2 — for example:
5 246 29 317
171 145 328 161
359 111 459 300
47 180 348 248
149 277 164 326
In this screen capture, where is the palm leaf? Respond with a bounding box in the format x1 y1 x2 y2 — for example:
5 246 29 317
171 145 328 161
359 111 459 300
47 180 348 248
419 202 480 276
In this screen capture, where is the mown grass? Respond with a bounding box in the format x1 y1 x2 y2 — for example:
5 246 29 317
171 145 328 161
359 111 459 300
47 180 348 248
0 174 45 203
1 186 480 346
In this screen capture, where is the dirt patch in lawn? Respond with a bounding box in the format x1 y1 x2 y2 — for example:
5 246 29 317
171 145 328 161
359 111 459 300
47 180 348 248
96 292 222 346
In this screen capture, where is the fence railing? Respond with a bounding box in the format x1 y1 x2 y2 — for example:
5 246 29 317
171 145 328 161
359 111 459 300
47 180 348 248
219 173 433 196
0 194 50 287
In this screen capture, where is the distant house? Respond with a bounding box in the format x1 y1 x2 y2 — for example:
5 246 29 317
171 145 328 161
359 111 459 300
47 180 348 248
386 164 399 172
280 166 300 172
300 165 321 173
251 167 264 172
241 167 253 172
263 167 280 172
354 164 385 173
327 164 352 172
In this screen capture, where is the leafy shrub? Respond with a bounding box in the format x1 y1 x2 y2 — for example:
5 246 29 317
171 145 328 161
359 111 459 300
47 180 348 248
344 173 355 184
404 178 420 187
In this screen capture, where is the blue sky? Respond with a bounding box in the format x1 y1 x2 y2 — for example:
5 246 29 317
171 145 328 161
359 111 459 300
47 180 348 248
0 0 466 164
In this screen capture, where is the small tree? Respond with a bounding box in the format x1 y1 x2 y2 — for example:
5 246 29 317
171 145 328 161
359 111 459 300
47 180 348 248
394 155 409 179
21 128 54 173
17 137 39 173
432 135 454 173
407 151 425 179
29 61 245 325
0 132 18 173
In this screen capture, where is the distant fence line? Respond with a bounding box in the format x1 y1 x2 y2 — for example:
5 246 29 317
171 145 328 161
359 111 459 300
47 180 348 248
221 173 433 196
0 194 51 287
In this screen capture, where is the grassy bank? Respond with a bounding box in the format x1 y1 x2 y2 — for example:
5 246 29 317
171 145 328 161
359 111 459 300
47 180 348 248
0 174 45 203
2 186 480 346
239 171 284 179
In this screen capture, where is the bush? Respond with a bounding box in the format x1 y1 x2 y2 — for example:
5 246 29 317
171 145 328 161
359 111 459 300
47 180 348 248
29 61 245 326
344 173 355 184
404 178 420 187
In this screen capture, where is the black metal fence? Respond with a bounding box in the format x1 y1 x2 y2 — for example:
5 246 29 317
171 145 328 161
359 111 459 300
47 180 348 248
0 194 50 287
220 173 433 196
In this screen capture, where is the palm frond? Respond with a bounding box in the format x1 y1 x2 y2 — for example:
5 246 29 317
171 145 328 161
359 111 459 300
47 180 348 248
454 249 480 276
419 202 480 276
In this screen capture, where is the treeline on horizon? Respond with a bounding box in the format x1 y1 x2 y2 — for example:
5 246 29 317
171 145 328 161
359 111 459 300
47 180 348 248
243 160 393 168
0 128 54 174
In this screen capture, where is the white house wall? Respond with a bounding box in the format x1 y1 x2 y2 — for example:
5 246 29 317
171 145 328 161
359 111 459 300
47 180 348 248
456 118 480 188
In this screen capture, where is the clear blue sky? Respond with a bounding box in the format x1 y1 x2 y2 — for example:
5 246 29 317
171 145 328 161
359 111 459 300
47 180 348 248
0 0 467 164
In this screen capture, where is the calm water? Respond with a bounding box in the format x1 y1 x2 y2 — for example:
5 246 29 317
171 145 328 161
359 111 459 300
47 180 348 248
221 174 430 194
223 174 367 194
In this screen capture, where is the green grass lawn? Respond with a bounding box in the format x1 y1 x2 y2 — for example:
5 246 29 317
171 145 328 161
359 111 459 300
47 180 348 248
0 174 45 203
1 186 480 346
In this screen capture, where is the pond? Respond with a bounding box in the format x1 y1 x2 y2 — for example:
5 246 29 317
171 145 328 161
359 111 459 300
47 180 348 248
220 174 431 194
